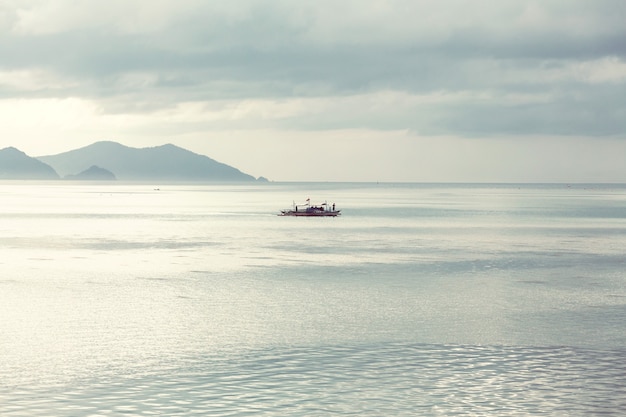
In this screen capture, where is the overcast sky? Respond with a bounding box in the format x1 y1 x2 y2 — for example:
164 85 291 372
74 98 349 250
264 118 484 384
1 0 625 182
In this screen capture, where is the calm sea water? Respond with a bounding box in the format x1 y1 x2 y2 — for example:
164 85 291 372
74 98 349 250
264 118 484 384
1 182 625 416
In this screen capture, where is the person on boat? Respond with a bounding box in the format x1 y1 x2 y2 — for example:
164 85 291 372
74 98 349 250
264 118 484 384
332 203 335 211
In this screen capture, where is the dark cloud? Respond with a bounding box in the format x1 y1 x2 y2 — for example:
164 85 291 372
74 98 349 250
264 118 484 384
432 89 626 137
1 0 625 139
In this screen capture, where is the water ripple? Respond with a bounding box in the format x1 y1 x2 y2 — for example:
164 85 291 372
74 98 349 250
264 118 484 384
2 343 625 416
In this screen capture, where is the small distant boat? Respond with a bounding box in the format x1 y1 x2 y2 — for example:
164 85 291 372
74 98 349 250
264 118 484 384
280 199 341 217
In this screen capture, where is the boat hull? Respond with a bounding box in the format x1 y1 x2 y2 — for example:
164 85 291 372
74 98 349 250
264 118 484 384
280 210 341 217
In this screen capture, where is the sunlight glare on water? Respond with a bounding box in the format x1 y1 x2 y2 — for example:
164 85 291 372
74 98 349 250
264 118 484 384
1 182 625 415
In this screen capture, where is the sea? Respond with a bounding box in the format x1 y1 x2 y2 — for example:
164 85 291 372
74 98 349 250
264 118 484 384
1 182 625 416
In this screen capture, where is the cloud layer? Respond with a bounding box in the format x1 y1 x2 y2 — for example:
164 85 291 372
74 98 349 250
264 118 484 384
1 1 625 180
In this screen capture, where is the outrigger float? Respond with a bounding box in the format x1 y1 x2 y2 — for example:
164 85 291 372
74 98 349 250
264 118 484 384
280 199 341 217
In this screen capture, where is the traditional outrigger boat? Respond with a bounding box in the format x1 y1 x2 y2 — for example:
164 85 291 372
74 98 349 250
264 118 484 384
280 199 341 217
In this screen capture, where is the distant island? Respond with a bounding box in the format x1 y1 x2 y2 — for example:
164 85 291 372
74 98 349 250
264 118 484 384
0 147 60 180
64 165 116 181
0 141 264 182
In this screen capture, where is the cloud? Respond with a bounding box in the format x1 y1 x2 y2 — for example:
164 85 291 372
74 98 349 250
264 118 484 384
0 1 625 181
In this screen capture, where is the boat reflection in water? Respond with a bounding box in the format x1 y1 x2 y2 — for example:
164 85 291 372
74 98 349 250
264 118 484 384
280 199 341 217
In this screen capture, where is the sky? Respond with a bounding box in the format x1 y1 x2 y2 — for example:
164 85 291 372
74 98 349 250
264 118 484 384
1 0 625 182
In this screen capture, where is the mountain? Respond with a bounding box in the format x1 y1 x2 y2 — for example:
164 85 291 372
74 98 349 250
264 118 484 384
38 141 256 181
0 147 60 179
64 165 116 181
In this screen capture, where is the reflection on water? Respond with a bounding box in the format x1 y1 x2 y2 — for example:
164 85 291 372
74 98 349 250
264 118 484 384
2 343 625 416
1 183 626 415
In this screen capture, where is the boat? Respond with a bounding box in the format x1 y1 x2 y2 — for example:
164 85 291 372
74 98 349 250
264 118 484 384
280 199 341 217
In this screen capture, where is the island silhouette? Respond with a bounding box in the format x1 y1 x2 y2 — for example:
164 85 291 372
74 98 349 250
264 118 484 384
0 141 262 181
